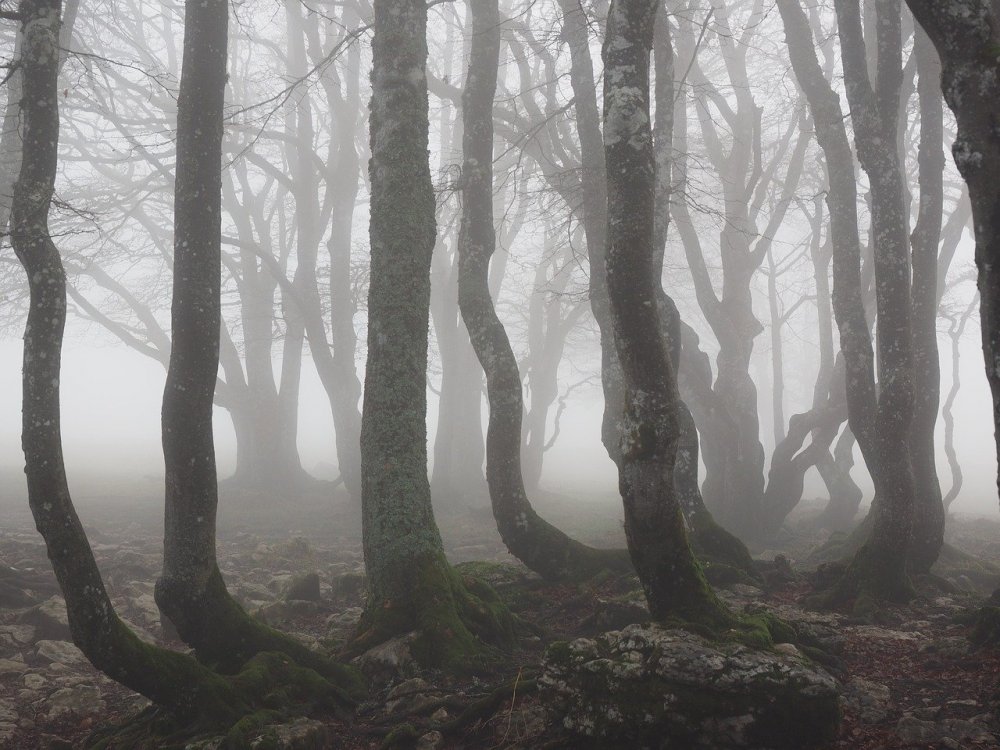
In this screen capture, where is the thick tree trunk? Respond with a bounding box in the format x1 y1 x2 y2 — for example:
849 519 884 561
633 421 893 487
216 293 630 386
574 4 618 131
353 0 513 668
10 0 253 723
905 0 1000 511
603 0 726 624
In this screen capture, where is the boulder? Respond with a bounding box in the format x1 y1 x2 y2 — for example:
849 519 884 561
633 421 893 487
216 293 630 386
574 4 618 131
283 572 321 602
539 624 840 749
35 640 87 667
840 677 891 724
352 632 417 682
46 685 105 718
18 597 70 641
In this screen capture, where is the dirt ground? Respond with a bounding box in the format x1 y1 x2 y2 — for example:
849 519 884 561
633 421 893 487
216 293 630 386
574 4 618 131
2 480 1000 749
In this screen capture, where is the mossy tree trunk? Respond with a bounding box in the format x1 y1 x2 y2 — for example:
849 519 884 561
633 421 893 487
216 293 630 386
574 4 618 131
603 0 727 625
9 0 261 724
354 0 513 668
154 1 359 687
456 0 631 582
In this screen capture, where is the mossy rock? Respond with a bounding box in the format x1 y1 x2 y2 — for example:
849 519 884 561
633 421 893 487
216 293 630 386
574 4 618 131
538 624 840 748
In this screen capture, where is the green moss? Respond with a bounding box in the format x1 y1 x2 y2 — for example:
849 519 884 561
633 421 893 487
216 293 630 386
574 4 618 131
379 723 420 749
348 553 515 672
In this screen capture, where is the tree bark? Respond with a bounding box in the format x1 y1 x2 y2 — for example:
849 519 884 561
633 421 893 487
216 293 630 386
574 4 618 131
778 0 916 602
10 0 256 724
603 0 726 623
353 0 513 668
904 0 1000 511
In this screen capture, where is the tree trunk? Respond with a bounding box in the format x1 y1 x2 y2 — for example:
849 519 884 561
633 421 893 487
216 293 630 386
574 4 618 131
352 0 513 668
10 0 256 724
456 0 630 582
905 0 1000 511
779 0 916 603
907 27 946 573
603 0 726 624
155 0 360 685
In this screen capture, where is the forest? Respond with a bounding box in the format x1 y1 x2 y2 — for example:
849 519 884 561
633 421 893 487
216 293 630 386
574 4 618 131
2 0 1000 747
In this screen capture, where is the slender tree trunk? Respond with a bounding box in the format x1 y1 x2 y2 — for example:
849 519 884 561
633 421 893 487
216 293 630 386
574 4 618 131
907 27 946 573
155 0 360 686
352 0 513 667
457 0 630 581
779 0 916 602
603 0 726 624
11 0 252 723
942 295 978 511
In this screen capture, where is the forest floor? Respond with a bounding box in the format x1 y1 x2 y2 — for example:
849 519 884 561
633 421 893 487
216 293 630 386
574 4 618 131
1 479 1000 748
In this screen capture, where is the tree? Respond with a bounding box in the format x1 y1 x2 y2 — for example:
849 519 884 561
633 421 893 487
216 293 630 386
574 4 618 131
350 0 512 667
153 0 361 687
603 0 726 622
8 0 325 730
456 0 631 581
904 0 1000 511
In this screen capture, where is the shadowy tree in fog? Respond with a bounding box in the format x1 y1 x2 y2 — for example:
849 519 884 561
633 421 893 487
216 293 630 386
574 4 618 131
457 0 631 581
350 0 513 667
603 0 728 622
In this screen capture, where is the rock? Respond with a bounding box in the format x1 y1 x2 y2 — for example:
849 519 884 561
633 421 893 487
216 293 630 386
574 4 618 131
896 715 996 745
131 593 162 625
840 677 891 724
539 624 840 749
385 677 440 716
250 717 329 749
352 633 417 682
416 730 443 750
581 596 649 632
283 572 321 602
325 607 363 633
328 571 367 600
0 624 36 651
35 640 86 667
0 702 17 722
18 596 70 640
46 684 104 718
23 673 46 690
0 658 29 675
255 599 318 626
0 723 15 746
773 643 802 658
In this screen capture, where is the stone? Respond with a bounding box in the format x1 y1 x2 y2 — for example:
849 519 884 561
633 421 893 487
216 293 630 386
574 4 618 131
0 702 17 723
46 685 104 718
23 673 46 690
352 632 417 682
416 730 443 750
0 658 29 675
283 572 321 602
0 723 15 746
328 571 367 600
0 624 36 650
18 596 70 640
385 677 440 716
840 677 891 724
250 717 329 749
35 640 86 667
539 624 840 749
895 715 996 745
